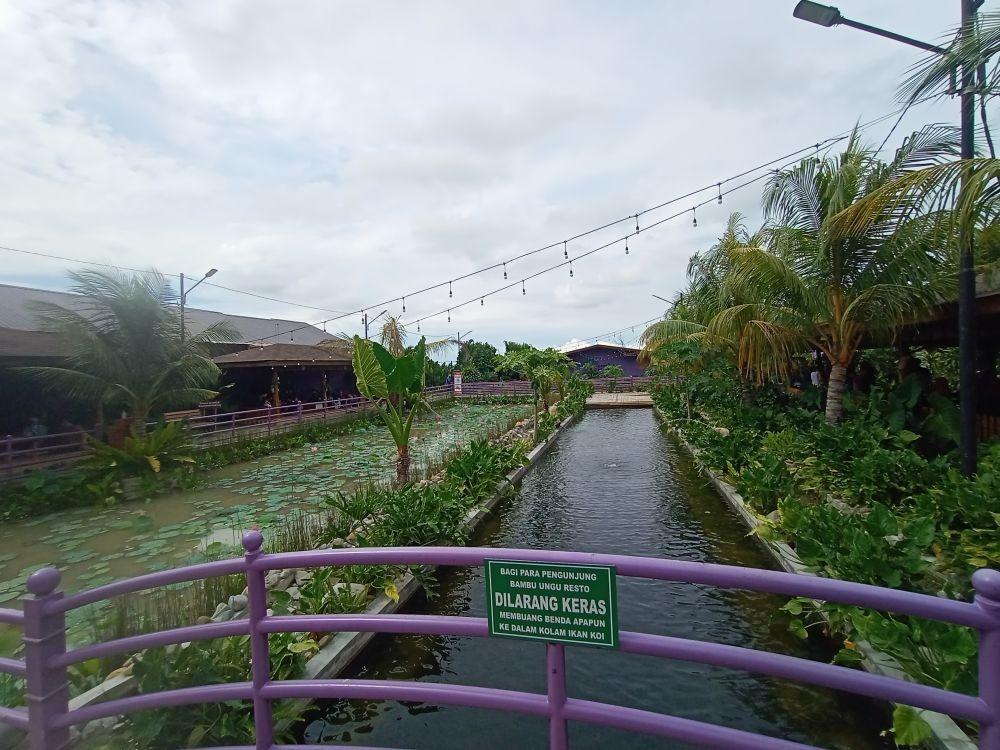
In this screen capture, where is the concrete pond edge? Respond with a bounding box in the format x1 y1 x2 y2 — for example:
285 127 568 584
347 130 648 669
1 410 578 748
652 404 975 750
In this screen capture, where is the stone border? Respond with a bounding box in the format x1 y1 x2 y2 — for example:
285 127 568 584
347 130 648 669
0 410 580 749
652 405 975 750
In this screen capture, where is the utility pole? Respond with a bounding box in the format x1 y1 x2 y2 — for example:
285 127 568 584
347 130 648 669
363 312 369 341
179 273 185 346
178 268 218 346
958 0 979 475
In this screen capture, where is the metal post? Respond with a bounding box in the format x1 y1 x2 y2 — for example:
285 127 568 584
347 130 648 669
363 312 368 341
242 530 274 750
179 272 186 346
23 567 70 750
959 0 979 476
546 643 569 750
974 569 1000 749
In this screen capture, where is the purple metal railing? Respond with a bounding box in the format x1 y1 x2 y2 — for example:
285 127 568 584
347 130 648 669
1 535 998 749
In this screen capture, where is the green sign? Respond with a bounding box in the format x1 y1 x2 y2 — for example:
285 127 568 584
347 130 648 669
485 560 618 648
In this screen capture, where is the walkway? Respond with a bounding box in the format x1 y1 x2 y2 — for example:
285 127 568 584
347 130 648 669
585 391 653 408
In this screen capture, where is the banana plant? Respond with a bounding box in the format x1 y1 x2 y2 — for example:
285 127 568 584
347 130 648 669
352 335 428 484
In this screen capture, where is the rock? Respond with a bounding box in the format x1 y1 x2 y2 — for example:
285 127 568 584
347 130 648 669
228 594 248 612
196 616 213 625
332 582 368 598
713 427 730 437
294 570 312 586
265 570 281 588
330 537 345 547
210 602 234 623
274 569 297 591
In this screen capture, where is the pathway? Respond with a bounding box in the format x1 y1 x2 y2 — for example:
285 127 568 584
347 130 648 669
585 391 653 408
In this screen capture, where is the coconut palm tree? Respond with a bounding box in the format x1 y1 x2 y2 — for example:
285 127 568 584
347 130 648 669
24 268 237 436
707 126 960 423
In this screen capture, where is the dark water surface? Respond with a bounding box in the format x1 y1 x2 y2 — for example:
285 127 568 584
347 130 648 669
301 409 889 749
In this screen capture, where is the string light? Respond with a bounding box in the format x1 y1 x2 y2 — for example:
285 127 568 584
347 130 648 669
625 237 629 256
522 280 526 295
563 241 568 259
635 214 640 232
417 321 421 332
569 261 574 278
717 183 723 205
503 263 508 280
447 309 451 323
480 297 484 306
448 281 453 298
692 207 698 228
402 296 406 313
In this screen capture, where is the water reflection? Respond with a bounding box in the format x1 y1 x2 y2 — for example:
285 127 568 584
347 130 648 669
302 410 890 749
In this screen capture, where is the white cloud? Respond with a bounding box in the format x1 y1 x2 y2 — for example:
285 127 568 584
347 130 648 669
0 0 960 351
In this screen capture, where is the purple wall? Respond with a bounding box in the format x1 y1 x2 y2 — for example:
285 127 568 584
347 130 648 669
566 346 645 377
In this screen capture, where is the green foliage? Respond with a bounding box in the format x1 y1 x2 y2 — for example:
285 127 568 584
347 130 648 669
455 339 498 381
80 422 194 479
653 384 1000 717
424 357 454 386
124 633 314 748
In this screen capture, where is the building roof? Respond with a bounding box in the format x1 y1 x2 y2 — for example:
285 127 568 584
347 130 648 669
213 343 352 368
0 283 328 345
557 339 642 355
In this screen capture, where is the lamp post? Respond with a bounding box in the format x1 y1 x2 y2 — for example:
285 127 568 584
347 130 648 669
179 268 218 346
792 0 981 475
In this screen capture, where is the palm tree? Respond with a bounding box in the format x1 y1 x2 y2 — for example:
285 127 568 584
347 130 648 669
24 269 237 436
496 347 570 440
706 126 960 423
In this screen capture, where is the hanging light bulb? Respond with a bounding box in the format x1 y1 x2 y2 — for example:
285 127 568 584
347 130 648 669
402 296 406 313
417 321 421 332
692 207 698 228
447 309 451 323
625 237 629 256
503 262 508 280
717 183 723 205
635 214 640 233
480 297 484 306
448 281 453 298
569 261 574 278
563 241 568 259
522 280 526 295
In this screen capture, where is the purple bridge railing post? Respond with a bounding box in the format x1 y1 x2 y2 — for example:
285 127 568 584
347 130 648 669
243 530 275 750
546 643 568 750
23 568 69 750
975 569 1000 750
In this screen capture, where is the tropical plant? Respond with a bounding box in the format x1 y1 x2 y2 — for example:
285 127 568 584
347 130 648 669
23 269 236 436
704 127 960 423
351 335 429 483
496 346 570 441
599 364 625 392
455 340 499 381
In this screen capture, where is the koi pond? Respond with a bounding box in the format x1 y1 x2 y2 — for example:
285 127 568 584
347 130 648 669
0 400 530 654
301 408 891 749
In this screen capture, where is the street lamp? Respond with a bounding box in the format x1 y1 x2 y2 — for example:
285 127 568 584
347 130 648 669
179 268 218 345
792 1 980 475
652 294 671 304
362 309 387 340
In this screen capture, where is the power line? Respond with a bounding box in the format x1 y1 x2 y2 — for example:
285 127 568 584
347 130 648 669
249 105 910 343
0 245 351 315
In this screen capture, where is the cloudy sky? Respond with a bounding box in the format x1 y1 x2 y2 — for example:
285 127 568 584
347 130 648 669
0 1 968 356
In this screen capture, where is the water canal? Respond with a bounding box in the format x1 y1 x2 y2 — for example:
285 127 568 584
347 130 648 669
301 408 890 749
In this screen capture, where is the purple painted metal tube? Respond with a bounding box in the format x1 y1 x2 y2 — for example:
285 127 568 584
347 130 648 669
49 557 246 614
51 620 250 669
22 568 69 750
563 697 818 750
0 707 28 731
259 678 551 717
0 608 24 626
261 612 989 721
975 569 1000 750
250 546 988 628
547 644 568 750
619 631 990 722
243 530 275 750
0 656 26 678
53 683 253 729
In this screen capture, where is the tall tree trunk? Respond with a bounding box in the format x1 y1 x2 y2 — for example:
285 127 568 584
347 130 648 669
396 443 410 485
825 363 847 424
